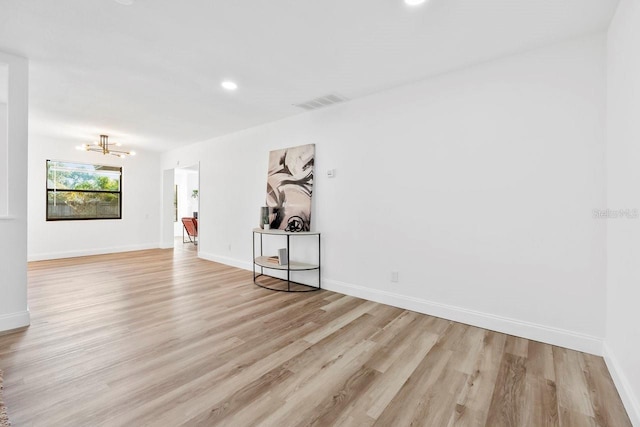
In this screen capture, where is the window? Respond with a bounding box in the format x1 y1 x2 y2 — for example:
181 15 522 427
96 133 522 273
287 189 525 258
46 160 122 221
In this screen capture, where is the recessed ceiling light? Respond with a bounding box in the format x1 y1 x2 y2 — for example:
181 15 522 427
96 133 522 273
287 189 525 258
404 0 426 5
221 80 238 91
114 0 134 5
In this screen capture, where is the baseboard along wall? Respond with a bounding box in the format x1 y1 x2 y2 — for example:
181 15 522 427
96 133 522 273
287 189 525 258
200 251 604 355
603 343 640 427
0 309 30 333
27 243 161 262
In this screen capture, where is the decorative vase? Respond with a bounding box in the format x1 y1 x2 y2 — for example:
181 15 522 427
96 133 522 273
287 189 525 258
260 207 269 229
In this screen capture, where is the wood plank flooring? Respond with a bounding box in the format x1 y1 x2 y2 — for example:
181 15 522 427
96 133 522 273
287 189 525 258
0 247 631 426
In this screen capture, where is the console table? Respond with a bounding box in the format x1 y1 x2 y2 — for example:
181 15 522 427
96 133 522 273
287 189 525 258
252 228 321 292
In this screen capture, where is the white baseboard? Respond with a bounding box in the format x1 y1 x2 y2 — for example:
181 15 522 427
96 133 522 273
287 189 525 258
28 243 161 261
189 253 604 356
323 278 604 356
603 343 640 426
198 251 253 271
0 309 30 332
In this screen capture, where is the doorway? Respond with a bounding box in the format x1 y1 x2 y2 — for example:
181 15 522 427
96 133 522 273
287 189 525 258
171 164 200 252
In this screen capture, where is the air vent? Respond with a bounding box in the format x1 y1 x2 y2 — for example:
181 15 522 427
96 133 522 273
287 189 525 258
294 93 349 111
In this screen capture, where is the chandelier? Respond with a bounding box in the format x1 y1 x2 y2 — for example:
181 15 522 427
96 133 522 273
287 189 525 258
77 135 136 158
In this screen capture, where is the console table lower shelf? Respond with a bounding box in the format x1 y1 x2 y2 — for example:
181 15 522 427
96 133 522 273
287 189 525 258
252 229 321 292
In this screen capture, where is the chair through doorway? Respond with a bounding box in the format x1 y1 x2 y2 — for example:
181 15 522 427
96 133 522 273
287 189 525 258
181 217 198 245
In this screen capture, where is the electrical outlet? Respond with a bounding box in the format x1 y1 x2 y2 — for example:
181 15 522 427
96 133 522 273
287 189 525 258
228 244 232 251
391 271 399 282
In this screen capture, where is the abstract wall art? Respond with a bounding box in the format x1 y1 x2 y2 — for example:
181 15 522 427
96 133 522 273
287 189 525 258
266 144 315 232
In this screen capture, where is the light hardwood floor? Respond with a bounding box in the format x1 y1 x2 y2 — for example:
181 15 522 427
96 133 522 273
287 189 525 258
0 248 631 426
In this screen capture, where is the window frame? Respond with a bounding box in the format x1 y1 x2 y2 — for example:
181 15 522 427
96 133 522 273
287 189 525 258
46 159 123 221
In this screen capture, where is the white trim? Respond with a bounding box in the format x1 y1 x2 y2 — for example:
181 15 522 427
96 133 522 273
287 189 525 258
603 343 640 426
198 251 252 271
192 253 604 355
0 309 30 332
323 278 604 355
28 243 160 261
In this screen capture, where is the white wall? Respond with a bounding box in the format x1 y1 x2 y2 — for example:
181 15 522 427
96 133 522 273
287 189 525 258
174 169 188 236
160 168 174 248
0 51 29 332
28 136 162 260
605 0 640 424
0 103 7 216
162 34 607 354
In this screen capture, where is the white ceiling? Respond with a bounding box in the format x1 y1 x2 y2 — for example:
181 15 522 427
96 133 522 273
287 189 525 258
0 0 620 152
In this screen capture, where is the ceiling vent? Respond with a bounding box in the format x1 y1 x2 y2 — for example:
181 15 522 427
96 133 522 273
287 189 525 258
294 93 349 111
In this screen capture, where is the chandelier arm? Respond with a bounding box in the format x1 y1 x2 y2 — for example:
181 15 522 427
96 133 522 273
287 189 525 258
79 135 135 157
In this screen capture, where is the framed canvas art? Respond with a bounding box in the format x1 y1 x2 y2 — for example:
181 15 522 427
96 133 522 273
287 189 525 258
266 144 315 231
